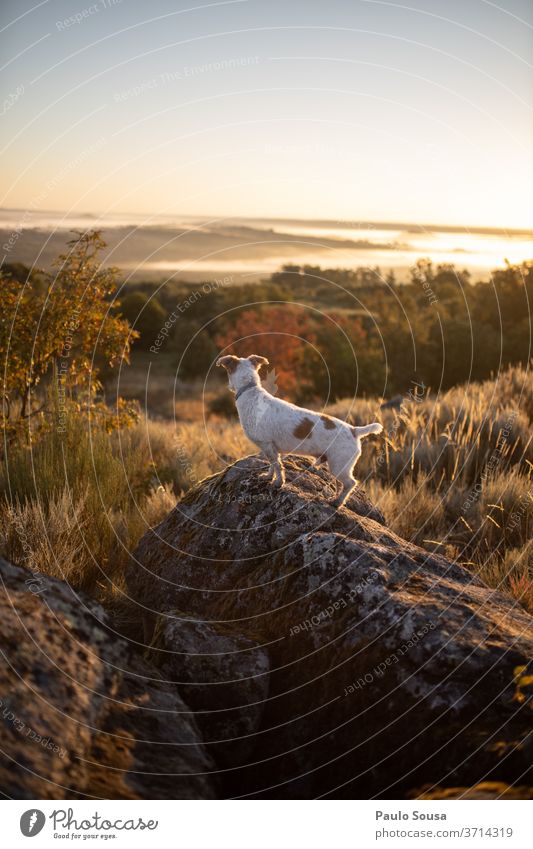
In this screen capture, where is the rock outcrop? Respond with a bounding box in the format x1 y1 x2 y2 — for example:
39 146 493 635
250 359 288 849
149 617 270 768
0 558 215 799
128 456 533 799
3 454 532 799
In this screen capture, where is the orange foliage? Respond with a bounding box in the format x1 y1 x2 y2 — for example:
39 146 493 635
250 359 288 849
215 305 317 397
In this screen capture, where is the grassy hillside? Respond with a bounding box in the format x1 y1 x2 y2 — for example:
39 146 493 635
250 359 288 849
1 365 531 621
1 237 531 621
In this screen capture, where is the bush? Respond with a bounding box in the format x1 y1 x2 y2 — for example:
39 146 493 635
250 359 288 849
119 292 166 350
208 390 238 419
0 231 136 431
174 319 219 380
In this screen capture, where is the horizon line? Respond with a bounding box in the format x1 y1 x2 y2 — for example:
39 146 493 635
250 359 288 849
1 206 532 238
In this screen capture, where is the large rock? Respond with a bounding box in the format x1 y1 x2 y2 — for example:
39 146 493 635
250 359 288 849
0 558 215 799
129 455 533 798
148 617 270 768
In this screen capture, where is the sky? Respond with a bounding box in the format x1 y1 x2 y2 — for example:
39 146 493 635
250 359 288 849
1 0 532 228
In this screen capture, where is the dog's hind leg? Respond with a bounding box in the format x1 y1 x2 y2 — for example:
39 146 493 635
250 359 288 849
329 452 360 508
331 470 356 508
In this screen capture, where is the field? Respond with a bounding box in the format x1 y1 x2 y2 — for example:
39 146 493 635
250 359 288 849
1 362 531 628
1 234 531 627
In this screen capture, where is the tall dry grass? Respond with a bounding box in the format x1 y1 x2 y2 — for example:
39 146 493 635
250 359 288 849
0 405 253 603
340 365 533 613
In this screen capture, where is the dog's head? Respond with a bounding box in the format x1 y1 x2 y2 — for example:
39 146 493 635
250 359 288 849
216 354 269 392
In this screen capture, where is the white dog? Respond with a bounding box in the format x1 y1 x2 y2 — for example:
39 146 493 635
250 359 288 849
217 354 383 508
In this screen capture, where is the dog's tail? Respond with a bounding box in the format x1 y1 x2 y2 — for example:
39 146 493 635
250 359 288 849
352 422 383 439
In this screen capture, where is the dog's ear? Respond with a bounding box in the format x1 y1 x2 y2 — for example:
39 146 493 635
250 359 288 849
248 355 269 369
216 355 240 373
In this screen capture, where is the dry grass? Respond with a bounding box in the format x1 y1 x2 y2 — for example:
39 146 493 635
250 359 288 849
0 408 253 602
349 366 533 613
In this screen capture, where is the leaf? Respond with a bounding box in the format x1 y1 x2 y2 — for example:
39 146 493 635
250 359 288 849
262 368 279 396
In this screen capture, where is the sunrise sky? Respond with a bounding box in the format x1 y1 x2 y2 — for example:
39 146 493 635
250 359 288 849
1 0 532 228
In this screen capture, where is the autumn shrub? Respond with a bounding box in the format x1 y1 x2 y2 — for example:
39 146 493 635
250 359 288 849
0 231 137 437
215 304 318 399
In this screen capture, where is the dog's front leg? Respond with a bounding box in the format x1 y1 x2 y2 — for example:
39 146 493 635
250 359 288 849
256 442 275 481
256 442 285 488
272 454 285 488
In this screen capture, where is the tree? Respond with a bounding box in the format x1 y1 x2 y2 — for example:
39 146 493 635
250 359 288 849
119 291 166 350
0 231 137 430
174 319 219 381
303 312 383 400
215 305 318 399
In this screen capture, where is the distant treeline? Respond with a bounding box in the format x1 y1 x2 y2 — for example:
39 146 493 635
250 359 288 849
115 260 533 399
5 256 532 401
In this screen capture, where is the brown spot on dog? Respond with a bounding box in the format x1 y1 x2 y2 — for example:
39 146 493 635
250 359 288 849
293 417 314 439
321 415 336 430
